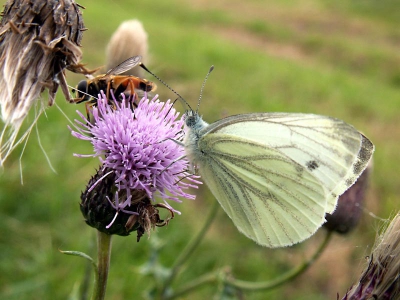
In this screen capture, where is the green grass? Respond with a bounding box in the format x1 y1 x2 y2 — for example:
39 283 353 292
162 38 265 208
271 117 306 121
1 0 400 299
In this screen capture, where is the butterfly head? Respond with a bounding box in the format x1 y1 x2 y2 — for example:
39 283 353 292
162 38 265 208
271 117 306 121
184 110 198 127
185 110 201 129
184 110 208 131
138 63 213 132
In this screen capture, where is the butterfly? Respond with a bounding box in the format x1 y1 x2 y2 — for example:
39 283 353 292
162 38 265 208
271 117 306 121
184 110 374 248
140 64 375 248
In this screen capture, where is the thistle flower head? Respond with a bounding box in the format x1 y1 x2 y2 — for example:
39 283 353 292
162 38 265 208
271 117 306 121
72 93 200 238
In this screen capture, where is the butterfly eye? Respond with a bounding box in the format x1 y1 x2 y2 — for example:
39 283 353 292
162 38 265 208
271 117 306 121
185 116 195 126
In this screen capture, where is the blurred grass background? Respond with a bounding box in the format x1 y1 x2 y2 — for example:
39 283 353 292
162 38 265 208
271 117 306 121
1 0 400 299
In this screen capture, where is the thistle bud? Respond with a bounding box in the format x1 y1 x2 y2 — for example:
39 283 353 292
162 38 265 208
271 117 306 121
80 167 130 236
324 161 372 234
80 167 175 242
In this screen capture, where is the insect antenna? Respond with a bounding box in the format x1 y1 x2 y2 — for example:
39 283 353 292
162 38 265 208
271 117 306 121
196 65 214 113
163 97 182 122
67 84 99 102
139 63 192 111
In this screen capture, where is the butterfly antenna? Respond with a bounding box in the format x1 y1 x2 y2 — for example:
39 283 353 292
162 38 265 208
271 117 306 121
163 97 181 121
67 84 99 101
139 63 192 110
196 65 214 113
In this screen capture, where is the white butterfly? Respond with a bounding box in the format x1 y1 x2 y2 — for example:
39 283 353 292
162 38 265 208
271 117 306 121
139 64 375 248
183 105 374 248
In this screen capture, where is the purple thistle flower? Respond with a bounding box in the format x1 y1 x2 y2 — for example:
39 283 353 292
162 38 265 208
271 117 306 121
71 92 200 219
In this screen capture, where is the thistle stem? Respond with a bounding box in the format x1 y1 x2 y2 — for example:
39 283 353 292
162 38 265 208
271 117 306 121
92 231 112 300
165 230 333 299
225 230 333 291
160 199 220 297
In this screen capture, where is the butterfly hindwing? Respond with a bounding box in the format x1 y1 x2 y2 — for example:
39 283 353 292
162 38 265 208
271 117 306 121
197 132 329 247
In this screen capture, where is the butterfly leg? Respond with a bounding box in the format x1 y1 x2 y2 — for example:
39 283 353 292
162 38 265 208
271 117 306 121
158 154 187 175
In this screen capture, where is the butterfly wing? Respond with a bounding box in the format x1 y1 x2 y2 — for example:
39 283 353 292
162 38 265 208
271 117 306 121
196 132 329 247
193 112 374 247
203 113 374 213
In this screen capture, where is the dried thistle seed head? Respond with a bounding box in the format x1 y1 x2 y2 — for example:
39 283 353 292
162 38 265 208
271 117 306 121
105 20 148 77
324 161 372 234
341 213 400 300
0 0 90 164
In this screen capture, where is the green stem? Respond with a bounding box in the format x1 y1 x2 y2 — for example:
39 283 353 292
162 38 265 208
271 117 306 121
91 231 112 300
160 200 220 297
164 270 221 300
226 230 333 291
166 230 333 298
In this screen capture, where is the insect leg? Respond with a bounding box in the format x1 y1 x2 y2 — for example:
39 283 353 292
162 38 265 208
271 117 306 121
127 79 139 108
159 154 187 175
85 102 93 122
106 81 111 100
56 70 74 103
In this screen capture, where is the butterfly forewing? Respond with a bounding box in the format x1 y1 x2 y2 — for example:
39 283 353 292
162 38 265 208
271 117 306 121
205 113 374 213
197 133 329 247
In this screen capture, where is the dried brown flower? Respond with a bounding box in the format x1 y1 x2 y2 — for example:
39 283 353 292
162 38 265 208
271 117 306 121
0 0 92 164
341 213 400 300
